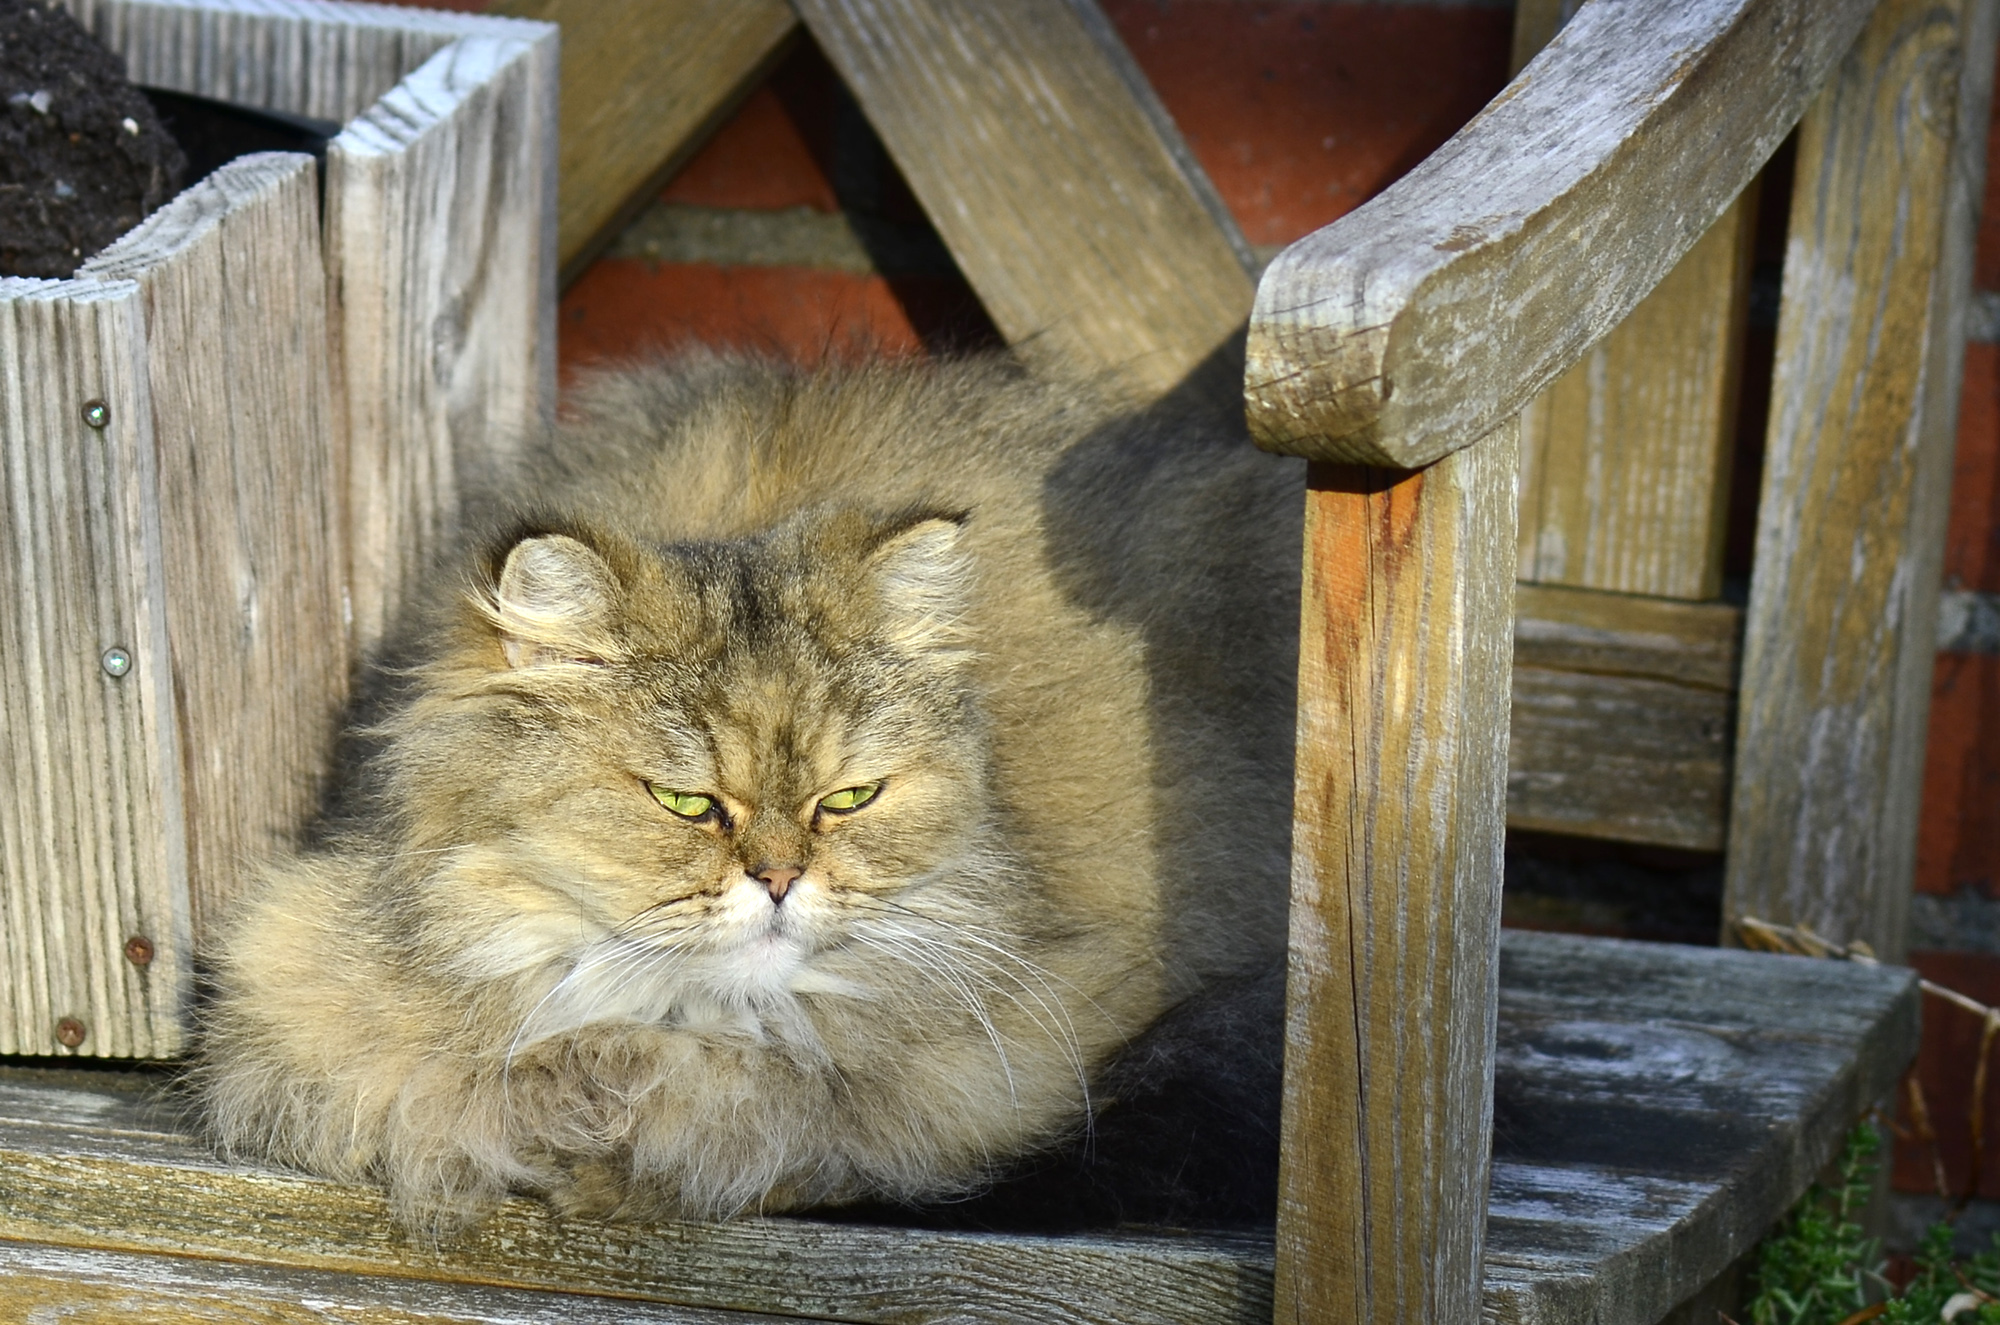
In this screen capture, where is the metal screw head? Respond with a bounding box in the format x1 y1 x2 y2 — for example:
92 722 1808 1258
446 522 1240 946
124 935 154 967
100 647 131 678
81 399 109 429
54 1017 86 1049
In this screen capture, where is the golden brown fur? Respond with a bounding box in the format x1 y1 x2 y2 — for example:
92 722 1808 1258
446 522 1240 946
201 355 1301 1230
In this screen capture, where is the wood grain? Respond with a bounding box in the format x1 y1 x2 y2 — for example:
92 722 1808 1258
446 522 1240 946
0 279 188 1059
67 0 558 662
1724 0 2000 961
1508 666 1733 852
1277 427 1519 1325
1506 585 1741 850
795 0 1255 397
1508 0 1755 603
0 931 1914 1325
79 154 346 944
486 0 797 285
1513 583 1742 691
0 1239 820 1325
326 27 558 654
1488 935 1917 1325
0 1109 1274 1325
1515 194 1755 600
65 0 471 124
1245 0 1876 468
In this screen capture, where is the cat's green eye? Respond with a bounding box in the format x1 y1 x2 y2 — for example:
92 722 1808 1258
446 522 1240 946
649 786 714 820
818 783 881 815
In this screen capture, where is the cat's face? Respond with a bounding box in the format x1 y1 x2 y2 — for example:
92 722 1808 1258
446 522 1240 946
390 507 996 1041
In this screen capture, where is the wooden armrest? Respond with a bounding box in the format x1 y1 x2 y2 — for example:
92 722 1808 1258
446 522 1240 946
1245 0 1875 467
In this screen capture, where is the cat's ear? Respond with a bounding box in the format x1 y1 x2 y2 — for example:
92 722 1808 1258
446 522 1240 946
490 534 623 669
866 512 971 656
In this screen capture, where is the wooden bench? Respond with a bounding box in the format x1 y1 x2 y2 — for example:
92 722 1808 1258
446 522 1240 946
1 0 1987 1321
0 932 1915 1323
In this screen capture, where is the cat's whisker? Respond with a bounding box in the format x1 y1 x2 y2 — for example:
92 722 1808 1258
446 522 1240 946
856 892 1122 1056
840 898 1100 1140
846 933 1019 1107
865 922 1092 1124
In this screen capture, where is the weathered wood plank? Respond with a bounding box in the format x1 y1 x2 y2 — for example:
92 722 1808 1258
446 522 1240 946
1510 0 1757 602
1506 585 1742 849
64 0 474 124
1485 934 1917 1325
1513 584 1742 691
795 0 1255 397
486 0 797 285
1515 194 1755 599
79 153 346 944
1724 0 2000 961
327 27 558 654
0 1133 1272 1325
1245 0 1876 468
1277 429 1519 1325
1508 665 1732 851
0 1237 820 1325
67 0 558 662
0 931 1913 1325
0 279 188 1059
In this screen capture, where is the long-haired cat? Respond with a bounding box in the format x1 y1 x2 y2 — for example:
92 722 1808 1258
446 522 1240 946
200 353 1301 1231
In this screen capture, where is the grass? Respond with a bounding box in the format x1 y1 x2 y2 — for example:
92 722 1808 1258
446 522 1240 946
1748 1124 2000 1325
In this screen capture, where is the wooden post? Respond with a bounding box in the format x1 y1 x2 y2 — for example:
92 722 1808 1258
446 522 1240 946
1724 0 2000 960
1276 425 1518 1325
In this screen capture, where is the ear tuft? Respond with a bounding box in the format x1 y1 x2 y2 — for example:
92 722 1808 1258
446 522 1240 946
868 514 971 656
490 534 622 668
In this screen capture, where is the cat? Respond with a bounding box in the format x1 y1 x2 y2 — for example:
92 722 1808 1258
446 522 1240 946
199 352 1302 1232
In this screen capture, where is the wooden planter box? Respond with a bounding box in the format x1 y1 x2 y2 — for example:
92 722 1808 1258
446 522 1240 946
0 0 556 1059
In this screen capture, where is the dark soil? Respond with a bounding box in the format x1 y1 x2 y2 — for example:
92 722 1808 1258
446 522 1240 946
0 0 184 278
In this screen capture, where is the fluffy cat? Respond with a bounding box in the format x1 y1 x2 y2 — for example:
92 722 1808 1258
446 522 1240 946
200 354 1301 1231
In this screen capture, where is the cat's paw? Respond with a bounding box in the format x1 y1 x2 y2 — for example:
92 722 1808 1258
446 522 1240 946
524 1150 654 1222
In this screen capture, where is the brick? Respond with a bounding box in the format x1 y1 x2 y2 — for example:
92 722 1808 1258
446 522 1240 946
1917 654 2000 897
556 260 992 383
660 83 841 215
1104 0 1512 247
1894 951 2000 1199
1949 343 2000 594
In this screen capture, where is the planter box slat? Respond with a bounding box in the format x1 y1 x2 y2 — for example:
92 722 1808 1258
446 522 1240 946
80 152 346 942
328 28 557 646
0 279 185 1059
71 0 476 125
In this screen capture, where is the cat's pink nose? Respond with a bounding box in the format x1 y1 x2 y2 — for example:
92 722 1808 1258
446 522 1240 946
753 864 802 903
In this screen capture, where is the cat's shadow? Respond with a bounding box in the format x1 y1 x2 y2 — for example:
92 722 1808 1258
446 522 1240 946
872 337 1299 1235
